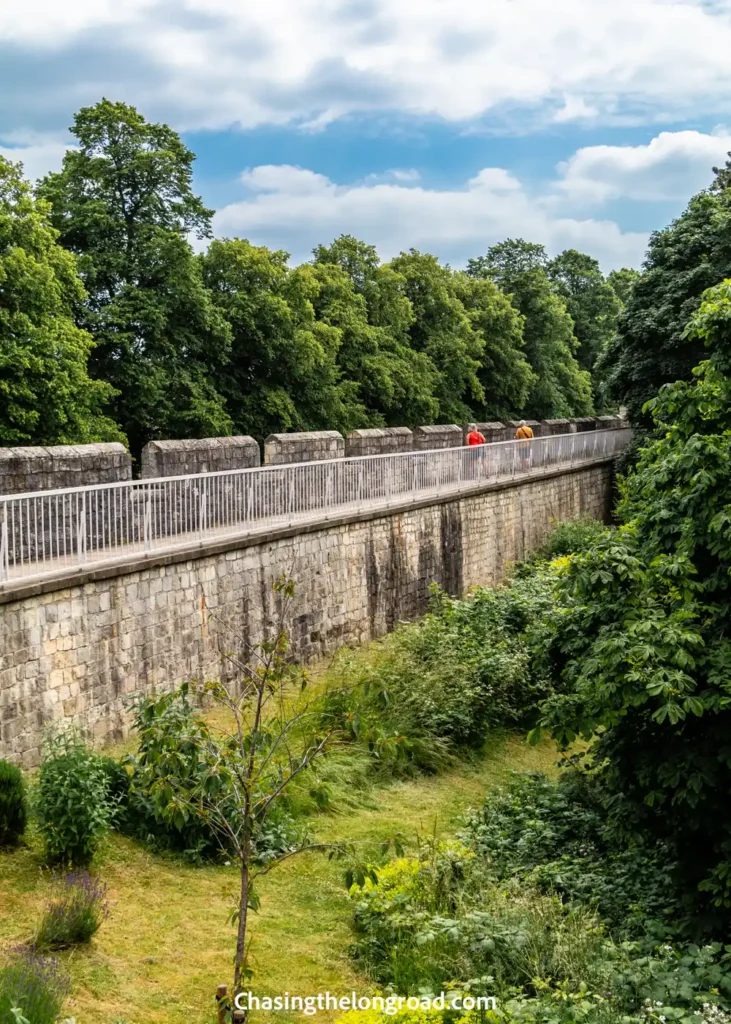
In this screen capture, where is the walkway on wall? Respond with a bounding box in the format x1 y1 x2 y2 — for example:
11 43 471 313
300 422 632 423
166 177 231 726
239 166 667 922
0 428 631 591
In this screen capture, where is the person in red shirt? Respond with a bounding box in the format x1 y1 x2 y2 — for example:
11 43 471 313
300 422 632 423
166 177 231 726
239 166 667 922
465 423 485 479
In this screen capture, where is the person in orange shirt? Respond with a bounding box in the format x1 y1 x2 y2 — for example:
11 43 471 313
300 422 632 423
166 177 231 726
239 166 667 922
515 420 534 469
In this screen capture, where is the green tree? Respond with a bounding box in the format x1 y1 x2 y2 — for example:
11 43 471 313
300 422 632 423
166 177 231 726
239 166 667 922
607 267 640 306
387 250 485 423
452 272 533 419
469 241 593 419
38 100 231 457
467 238 548 281
547 249 622 377
202 238 362 438
313 236 439 425
0 156 122 447
535 280 731 920
607 156 731 425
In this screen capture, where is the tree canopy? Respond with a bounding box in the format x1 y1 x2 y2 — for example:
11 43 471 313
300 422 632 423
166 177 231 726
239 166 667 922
38 99 231 457
0 156 121 448
536 280 731 919
606 155 731 425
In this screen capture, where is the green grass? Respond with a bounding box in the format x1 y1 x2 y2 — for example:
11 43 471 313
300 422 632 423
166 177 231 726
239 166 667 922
0 733 560 1024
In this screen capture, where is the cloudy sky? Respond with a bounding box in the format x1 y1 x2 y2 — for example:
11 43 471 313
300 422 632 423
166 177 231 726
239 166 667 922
3 0 731 270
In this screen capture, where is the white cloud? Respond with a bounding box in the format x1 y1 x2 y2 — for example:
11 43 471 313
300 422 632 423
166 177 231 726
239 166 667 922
0 134 71 181
3 0 731 131
556 129 731 204
214 162 648 273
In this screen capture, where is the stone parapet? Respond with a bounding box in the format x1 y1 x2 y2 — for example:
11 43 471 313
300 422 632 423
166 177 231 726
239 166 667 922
0 443 131 496
140 436 260 479
345 427 413 459
540 419 572 436
263 431 344 466
413 425 463 450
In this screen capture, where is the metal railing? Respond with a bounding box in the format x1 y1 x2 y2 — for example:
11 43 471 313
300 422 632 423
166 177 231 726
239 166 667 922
0 428 631 586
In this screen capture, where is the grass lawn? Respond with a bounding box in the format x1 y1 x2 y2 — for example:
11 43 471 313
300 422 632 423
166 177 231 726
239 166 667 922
0 733 560 1024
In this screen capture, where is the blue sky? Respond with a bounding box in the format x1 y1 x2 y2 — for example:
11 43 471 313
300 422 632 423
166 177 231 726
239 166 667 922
3 0 731 272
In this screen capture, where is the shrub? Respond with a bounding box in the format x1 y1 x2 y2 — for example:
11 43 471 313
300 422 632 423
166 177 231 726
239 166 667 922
0 760 27 848
34 871 110 950
37 732 111 866
0 948 70 1024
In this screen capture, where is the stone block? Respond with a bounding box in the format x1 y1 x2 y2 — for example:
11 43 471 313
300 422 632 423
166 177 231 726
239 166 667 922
569 418 598 433
345 427 413 458
540 419 572 436
413 425 462 451
140 436 260 478
0 443 131 496
263 431 344 466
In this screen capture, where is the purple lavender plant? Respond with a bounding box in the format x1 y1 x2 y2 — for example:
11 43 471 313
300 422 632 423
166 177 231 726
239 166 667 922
0 946 70 1024
34 871 110 951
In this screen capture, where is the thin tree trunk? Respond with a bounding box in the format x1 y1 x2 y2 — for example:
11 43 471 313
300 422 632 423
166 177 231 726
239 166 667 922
233 855 250 996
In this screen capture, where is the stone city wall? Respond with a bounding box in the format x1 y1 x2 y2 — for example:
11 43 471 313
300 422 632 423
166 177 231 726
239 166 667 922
0 459 615 765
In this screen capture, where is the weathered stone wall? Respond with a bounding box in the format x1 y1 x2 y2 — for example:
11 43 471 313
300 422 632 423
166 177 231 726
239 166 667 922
263 431 344 466
413 425 463 450
345 427 413 458
471 422 511 443
0 444 131 496
540 419 572 436
140 437 260 478
0 460 614 765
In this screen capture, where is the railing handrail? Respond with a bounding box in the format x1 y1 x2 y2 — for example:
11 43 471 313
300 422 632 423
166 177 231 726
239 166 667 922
0 428 621 502
0 428 632 588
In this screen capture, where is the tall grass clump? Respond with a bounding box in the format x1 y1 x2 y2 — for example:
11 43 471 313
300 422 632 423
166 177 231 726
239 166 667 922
0 760 27 848
34 871 110 950
0 948 70 1024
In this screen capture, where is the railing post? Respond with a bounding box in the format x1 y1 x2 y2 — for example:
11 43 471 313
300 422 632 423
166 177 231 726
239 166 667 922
200 479 208 538
77 492 87 565
0 506 8 582
144 490 152 552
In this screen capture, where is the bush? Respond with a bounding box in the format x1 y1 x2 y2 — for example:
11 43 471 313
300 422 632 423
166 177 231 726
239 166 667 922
37 732 112 866
0 760 27 848
34 871 109 950
460 772 682 938
0 948 70 1024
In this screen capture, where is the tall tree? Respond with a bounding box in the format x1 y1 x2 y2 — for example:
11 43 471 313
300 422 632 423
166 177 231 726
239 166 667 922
469 240 593 419
202 238 363 439
452 272 533 420
547 249 622 377
313 236 439 426
606 155 731 425
387 250 485 423
38 100 231 457
0 156 121 448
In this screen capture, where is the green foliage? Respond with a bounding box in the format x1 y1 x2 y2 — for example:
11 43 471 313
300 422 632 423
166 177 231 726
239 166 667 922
0 760 26 848
530 516 611 561
547 248 622 380
36 732 112 867
0 155 122 447
532 280 731 922
461 772 680 939
38 99 231 457
387 250 486 423
607 156 731 424
321 561 565 775
34 871 109 950
0 950 69 1024
468 240 593 419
